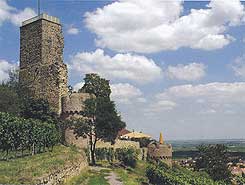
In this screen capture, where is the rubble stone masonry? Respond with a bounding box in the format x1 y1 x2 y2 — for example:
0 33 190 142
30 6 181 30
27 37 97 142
19 14 67 115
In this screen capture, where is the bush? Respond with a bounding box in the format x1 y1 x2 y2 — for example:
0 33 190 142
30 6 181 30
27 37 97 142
195 144 231 182
146 162 227 185
0 112 59 159
116 148 139 168
93 147 139 168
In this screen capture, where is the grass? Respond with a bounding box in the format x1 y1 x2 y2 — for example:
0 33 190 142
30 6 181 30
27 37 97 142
0 145 83 184
64 168 110 185
113 161 148 185
65 161 149 185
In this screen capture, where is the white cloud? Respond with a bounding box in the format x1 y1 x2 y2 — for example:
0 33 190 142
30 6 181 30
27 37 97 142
232 55 245 78
166 63 206 81
157 82 245 105
0 0 13 25
0 0 36 27
67 27 79 35
73 82 84 92
145 100 177 113
111 83 143 104
145 82 245 115
69 49 162 84
0 59 16 83
10 8 36 26
85 0 244 53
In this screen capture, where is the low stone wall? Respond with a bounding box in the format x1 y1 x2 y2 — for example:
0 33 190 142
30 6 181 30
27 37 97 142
36 151 87 185
65 130 141 151
96 139 140 149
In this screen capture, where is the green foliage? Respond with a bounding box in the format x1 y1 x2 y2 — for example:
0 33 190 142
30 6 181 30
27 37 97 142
0 112 59 159
95 148 114 163
95 97 125 143
94 147 139 168
114 161 149 185
146 162 227 185
65 168 110 185
116 148 139 168
0 69 21 115
0 70 58 125
0 145 83 184
195 144 231 182
79 73 111 98
0 84 20 115
72 73 125 165
20 97 58 123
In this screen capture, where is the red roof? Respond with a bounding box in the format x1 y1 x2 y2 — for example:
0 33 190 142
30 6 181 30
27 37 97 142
117 128 131 137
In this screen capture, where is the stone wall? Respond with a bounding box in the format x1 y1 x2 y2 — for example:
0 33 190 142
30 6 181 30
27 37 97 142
36 151 87 185
62 93 93 116
96 139 140 149
65 128 89 149
148 143 173 167
19 16 67 115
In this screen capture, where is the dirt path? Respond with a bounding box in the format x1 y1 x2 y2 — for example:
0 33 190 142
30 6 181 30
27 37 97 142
105 171 123 185
90 166 123 185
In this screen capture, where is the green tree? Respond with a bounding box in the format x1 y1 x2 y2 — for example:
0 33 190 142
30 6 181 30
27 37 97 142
195 144 231 182
0 84 20 115
0 69 21 115
20 97 58 123
73 97 125 165
73 74 125 165
79 73 111 98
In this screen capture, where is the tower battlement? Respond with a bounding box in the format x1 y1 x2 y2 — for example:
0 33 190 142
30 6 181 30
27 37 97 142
22 13 60 27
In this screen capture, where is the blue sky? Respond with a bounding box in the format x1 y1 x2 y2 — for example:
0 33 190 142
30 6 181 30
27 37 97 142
1 0 245 140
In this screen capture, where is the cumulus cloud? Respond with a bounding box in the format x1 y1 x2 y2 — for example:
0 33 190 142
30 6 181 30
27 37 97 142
67 27 79 35
166 63 206 81
85 0 244 53
157 82 245 104
69 49 162 84
73 82 84 92
0 0 36 26
145 100 177 114
111 83 144 104
0 59 16 83
146 82 245 115
232 55 245 78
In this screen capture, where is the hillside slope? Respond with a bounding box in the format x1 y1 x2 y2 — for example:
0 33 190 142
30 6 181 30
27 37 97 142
0 145 87 184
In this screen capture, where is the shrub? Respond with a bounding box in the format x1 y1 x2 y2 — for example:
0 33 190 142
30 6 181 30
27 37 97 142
116 148 139 168
146 162 227 185
93 147 139 168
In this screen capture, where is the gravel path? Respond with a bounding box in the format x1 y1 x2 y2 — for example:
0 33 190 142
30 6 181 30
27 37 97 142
90 166 123 185
105 171 123 185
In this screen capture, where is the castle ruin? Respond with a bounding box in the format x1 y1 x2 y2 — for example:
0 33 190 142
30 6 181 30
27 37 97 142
19 14 173 155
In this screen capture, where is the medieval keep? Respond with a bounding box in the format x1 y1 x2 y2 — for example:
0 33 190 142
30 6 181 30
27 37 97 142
19 14 68 115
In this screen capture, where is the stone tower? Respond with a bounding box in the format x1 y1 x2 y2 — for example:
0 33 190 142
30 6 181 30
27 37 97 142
19 14 68 115
147 132 173 167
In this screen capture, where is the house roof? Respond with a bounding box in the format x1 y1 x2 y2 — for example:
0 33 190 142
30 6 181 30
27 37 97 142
117 128 131 137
